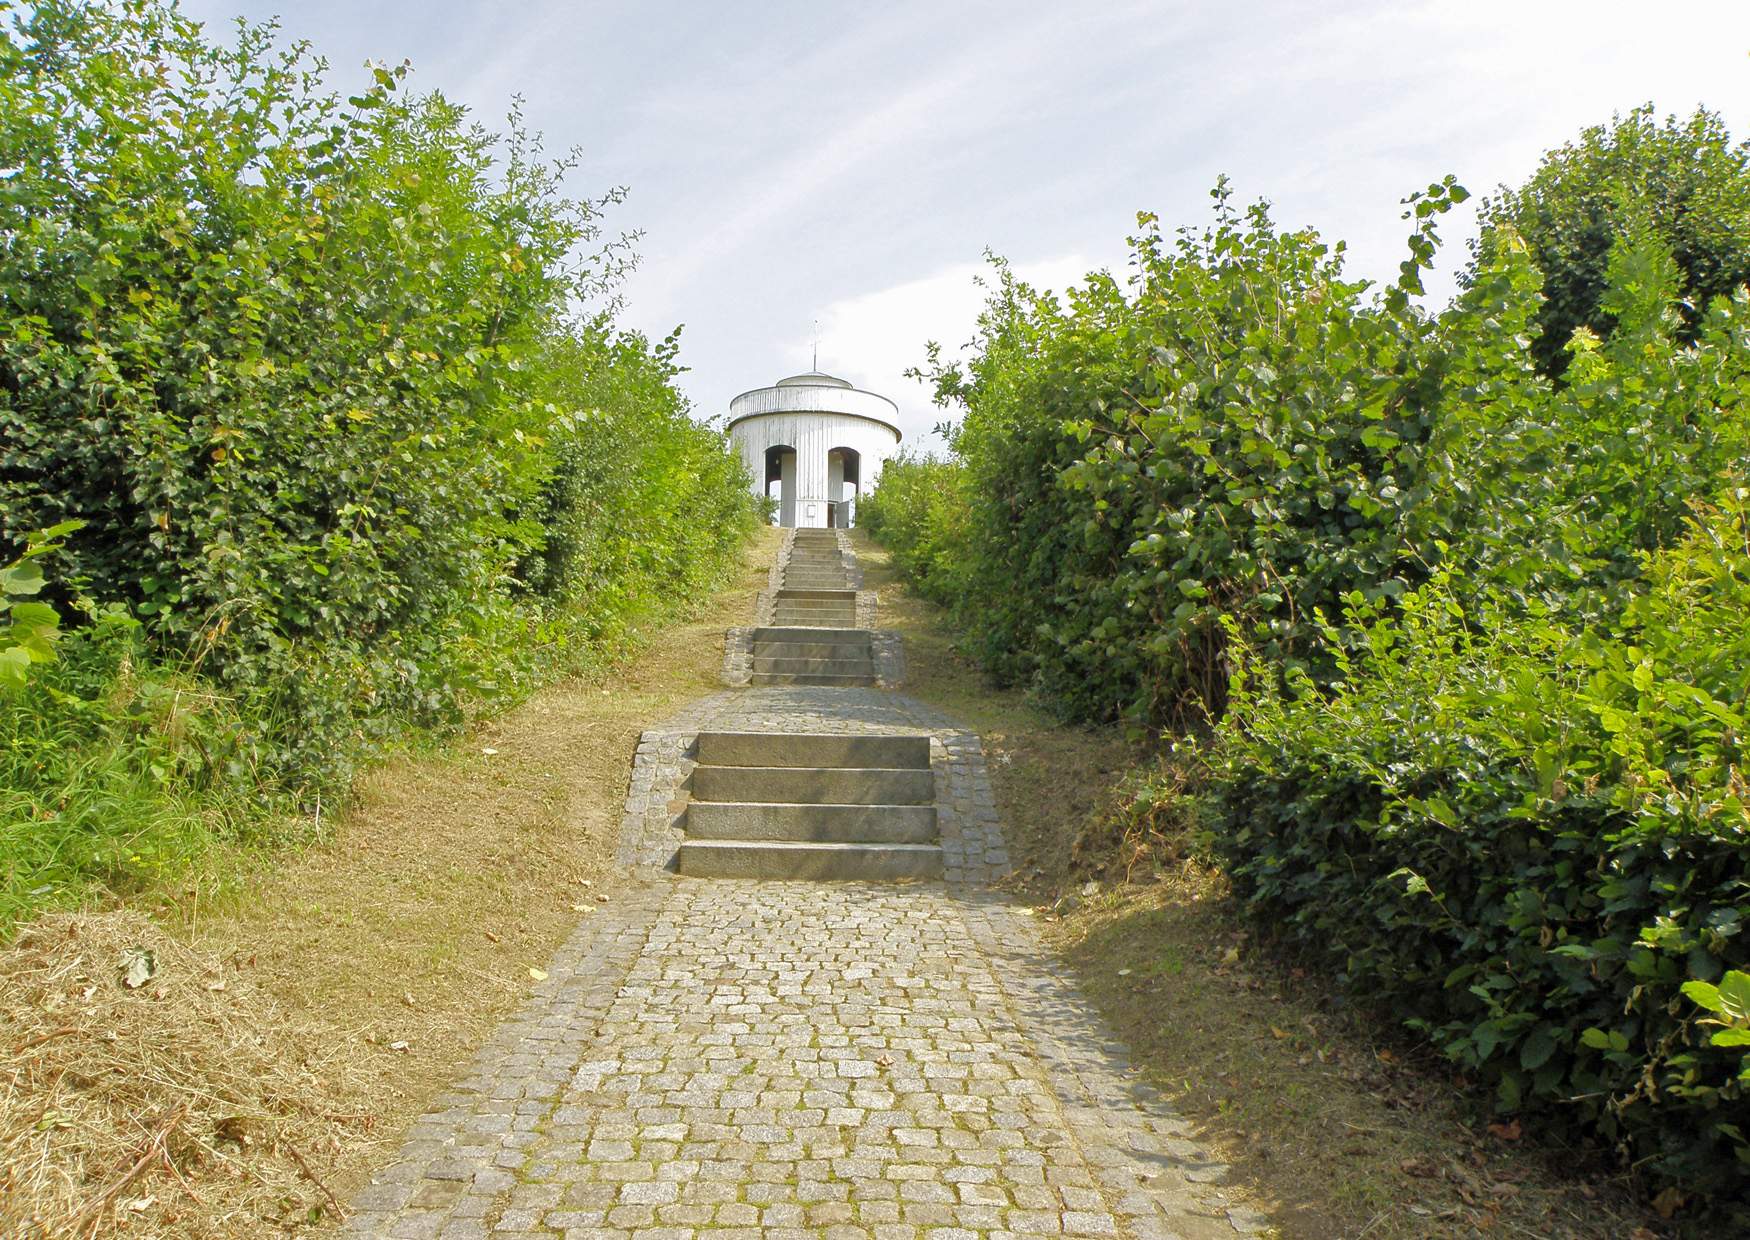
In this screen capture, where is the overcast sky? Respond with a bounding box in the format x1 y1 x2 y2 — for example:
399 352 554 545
180 0 1750 449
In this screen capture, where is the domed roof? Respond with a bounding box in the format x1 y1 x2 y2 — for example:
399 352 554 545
774 371 853 389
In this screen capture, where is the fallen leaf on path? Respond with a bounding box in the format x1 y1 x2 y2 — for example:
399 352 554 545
388 1040 410 1052
484 931 500 943
480 747 498 756
121 947 156 989
1486 1120 1521 1142
570 904 591 913
528 967 548 982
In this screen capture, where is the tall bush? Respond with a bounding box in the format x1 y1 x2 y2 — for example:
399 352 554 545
1475 105 1750 380
0 1 755 799
857 451 969 608
896 180 1470 724
1202 492 1750 1214
865 146 1750 1216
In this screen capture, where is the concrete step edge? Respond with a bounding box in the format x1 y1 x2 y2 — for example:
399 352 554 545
695 733 932 769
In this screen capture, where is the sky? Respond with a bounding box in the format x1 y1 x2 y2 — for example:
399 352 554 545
179 0 1750 449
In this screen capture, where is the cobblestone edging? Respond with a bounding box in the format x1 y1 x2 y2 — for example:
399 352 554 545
721 628 754 687
853 591 879 629
834 530 865 589
614 688 1010 887
871 632 905 688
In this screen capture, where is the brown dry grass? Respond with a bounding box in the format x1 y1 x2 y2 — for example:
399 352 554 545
0 527 777 1238
855 532 1666 1240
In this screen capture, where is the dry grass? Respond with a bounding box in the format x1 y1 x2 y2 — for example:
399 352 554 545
0 527 777 1238
856 532 1666 1240
1 910 368 1237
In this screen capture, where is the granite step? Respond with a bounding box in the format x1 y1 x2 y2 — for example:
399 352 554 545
677 839 943 881
747 671 876 687
695 732 930 769
692 764 933 805
685 801 938 843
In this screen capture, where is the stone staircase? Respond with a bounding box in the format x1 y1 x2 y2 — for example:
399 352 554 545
754 529 871 683
769 529 857 628
748 626 873 687
679 731 942 880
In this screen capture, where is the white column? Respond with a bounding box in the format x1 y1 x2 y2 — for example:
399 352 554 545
779 450 797 527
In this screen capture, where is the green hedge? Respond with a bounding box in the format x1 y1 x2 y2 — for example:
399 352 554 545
865 156 1750 1219
1204 498 1750 1214
0 1 756 800
0 2 756 924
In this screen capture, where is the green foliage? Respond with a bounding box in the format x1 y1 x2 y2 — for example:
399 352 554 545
1419 223 1750 618
1 601 275 926
886 179 1469 725
1202 494 1750 1212
1682 971 1750 1076
1476 104 1750 379
857 451 969 609
0 520 82 690
866 123 1750 1215
0 1 756 926
0 0 756 804
519 323 755 621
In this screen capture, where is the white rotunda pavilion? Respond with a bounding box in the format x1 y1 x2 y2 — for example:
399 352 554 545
727 371 901 528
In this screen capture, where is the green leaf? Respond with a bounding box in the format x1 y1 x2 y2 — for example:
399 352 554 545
1520 1025 1559 1071
1682 979 1725 1014
0 646 30 689
1718 971 1750 1022
0 561 46 597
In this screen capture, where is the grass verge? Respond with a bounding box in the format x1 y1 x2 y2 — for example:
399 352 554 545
856 531 1666 1240
0 527 777 1237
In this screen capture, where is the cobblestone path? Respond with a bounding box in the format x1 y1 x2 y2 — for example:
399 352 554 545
345 534 1254 1238
344 878 1248 1239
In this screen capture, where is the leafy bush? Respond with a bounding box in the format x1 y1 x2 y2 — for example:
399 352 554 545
857 451 969 608
522 323 755 622
0 1 755 801
890 180 1470 725
0 2 756 926
1201 492 1750 1213
866 132 1750 1217
1476 105 1750 379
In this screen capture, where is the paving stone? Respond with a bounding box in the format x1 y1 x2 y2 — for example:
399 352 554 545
344 531 1247 1239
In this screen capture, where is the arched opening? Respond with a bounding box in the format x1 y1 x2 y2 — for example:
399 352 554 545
826 446 862 528
764 443 797 527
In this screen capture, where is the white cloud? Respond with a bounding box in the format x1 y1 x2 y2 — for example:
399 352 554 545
782 252 1109 450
